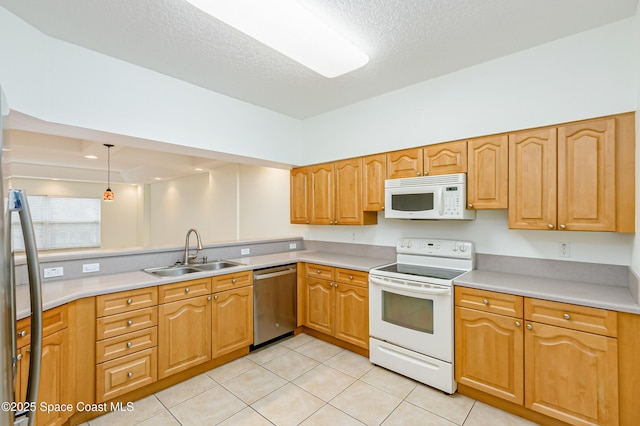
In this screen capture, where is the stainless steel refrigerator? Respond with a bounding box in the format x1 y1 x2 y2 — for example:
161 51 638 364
1 85 44 425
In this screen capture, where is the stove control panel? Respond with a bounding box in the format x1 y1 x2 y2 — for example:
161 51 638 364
396 238 473 259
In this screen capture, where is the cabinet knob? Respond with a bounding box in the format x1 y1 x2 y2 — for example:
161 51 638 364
563 313 571 320
127 320 133 326
335 221 338 225
317 270 321 274
185 288 190 293
127 298 133 305
526 324 533 330
127 372 133 379
306 220 309 224
560 224 566 229
334 283 338 288
232 278 236 283
207 296 211 301
548 224 554 229
18 330 27 337
214 295 218 300
468 203 473 208
349 275 353 280
416 172 421 176
127 342 132 348
515 321 521 327
16 354 22 361
483 299 489 305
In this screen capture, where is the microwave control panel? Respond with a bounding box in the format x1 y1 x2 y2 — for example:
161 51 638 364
443 186 463 216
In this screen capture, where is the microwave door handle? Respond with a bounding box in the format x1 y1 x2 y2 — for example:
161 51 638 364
438 188 445 216
9 190 43 426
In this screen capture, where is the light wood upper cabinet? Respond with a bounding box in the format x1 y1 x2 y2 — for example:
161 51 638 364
362 154 386 211
290 167 310 224
335 158 363 225
424 140 467 175
387 148 423 178
508 127 558 230
557 118 615 231
467 135 508 209
309 163 335 225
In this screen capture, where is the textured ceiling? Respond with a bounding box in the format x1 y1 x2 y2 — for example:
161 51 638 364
1 0 638 119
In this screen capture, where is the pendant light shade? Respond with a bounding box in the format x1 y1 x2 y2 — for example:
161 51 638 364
103 144 114 201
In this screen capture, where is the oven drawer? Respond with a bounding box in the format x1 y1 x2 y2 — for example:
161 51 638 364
305 263 334 280
335 268 368 288
524 298 617 337
455 287 523 318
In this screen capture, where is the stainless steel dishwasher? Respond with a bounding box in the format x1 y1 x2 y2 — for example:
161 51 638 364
253 264 297 346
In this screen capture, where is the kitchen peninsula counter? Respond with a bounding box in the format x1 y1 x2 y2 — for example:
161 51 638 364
15 249 392 319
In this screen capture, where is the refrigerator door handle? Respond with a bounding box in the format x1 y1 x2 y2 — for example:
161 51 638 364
9 190 42 426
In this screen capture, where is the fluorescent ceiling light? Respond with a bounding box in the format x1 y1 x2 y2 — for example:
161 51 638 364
186 0 369 78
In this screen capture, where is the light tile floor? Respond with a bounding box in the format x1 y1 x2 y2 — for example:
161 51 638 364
82 333 538 426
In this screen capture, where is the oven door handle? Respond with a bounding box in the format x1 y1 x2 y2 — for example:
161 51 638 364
369 276 451 296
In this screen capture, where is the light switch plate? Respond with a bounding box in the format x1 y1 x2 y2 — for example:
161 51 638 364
289 243 297 249
43 267 64 278
82 263 100 273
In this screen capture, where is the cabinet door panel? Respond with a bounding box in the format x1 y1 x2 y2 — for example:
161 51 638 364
158 296 211 379
363 154 386 211
305 278 333 335
424 141 467 175
509 128 557 230
558 118 615 231
335 158 363 225
212 287 253 358
309 163 334 224
387 148 423 179
455 308 523 405
334 283 368 349
467 135 508 209
524 322 618 426
290 167 310 224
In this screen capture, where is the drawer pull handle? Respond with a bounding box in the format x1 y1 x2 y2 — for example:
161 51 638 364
317 270 321 274
214 295 218 300
232 279 236 284
127 372 133 378
349 275 353 280
526 324 533 330
563 313 571 320
16 354 23 361
127 320 133 326
548 224 554 229
127 298 133 305
18 330 27 337
515 321 521 327
483 299 488 305
185 288 190 293
127 342 132 348
207 296 211 301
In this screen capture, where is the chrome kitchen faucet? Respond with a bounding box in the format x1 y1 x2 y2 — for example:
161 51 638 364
183 228 203 264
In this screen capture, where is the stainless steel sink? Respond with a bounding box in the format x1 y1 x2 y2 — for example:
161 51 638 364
143 259 243 277
193 260 243 271
143 266 201 277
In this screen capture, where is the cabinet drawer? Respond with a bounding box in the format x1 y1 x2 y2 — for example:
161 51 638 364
96 326 158 364
96 347 157 403
96 287 158 317
211 270 253 292
96 307 158 340
335 268 368 288
455 287 523 318
305 263 334 280
524 298 617 337
16 304 69 348
158 278 211 304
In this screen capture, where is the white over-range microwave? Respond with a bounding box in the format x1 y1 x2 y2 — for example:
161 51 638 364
384 173 476 220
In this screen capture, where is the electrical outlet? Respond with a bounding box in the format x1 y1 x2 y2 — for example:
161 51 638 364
289 243 297 250
43 267 64 278
82 263 100 273
559 242 571 258
240 248 250 255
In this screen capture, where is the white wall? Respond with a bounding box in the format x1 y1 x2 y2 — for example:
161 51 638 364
8 178 141 249
0 7 303 167
301 18 638 265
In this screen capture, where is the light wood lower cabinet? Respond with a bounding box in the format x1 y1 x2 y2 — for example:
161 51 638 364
304 264 369 350
455 287 619 426
158 294 212 379
212 286 253 358
16 305 73 426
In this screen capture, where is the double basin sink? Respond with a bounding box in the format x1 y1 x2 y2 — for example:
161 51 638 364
143 260 244 277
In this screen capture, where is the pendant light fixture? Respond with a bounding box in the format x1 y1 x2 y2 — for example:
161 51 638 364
103 144 114 201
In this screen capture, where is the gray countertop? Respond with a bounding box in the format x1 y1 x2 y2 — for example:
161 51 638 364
454 269 640 314
15 250 392 319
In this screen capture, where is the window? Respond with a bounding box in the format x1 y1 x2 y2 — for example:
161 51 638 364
10 195 101 251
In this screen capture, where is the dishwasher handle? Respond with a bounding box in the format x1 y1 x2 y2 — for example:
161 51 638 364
254 265 297 281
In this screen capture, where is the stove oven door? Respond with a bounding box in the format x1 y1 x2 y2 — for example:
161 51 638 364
369 274 453 362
